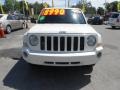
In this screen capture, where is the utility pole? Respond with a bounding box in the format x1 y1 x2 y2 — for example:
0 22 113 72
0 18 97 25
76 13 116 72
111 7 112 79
52 0 54 7
65 0 66 7
23 0 25 15
13 0 15 12
68 0 70 7
104 0 107 15
0 3 4 14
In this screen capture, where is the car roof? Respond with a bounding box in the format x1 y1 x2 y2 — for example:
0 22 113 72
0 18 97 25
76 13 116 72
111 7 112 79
0 14 8 16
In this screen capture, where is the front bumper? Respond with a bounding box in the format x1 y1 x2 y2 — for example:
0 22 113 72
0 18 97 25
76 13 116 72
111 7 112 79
108 22 120 27
22 46 103 66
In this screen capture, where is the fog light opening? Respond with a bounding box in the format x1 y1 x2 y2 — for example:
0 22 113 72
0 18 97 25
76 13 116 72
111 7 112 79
97 52 102 58
23 51 28 58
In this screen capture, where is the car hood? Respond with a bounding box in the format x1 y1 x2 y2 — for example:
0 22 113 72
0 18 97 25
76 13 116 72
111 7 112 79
27 24 97 34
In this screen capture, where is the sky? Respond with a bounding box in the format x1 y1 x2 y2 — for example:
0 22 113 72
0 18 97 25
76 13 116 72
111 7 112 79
1 0 117 8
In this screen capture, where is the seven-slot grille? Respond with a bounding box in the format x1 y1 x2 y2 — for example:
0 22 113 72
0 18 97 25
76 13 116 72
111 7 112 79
40 35 85 52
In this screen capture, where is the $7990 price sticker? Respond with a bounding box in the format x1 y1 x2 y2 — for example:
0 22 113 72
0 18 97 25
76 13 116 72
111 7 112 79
41 9 65 16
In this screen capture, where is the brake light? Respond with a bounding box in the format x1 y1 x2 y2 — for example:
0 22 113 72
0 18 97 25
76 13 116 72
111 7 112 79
117 18 119 22
0 23 2 27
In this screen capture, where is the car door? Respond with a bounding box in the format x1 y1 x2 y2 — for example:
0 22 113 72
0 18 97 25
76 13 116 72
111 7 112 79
113 13 119 25
7 15 17 29
14 15 23 28
13 15 21 29
115 14 120 26
19 14 26 28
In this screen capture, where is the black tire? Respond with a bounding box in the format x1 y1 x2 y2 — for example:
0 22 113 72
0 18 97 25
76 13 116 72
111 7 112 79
22 23 26 29
112 26 116 29
26 23 28 29
84 64 95 68
6 25 11 34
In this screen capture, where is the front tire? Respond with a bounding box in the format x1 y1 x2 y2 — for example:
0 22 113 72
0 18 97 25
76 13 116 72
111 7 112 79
6 26 11 34
112 26 116 29
22 23 26 29
84 64 95 68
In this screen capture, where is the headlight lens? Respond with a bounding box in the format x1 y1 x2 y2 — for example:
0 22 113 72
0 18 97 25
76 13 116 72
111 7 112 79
29 35 39 46
87 35 96 46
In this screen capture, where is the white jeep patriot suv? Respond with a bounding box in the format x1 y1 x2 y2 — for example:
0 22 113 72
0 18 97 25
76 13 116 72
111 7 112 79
22 8 103 66
108 12 120 29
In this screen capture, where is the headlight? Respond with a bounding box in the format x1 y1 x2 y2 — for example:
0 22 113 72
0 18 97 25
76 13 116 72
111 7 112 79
87 35 96 46
29 35 39 46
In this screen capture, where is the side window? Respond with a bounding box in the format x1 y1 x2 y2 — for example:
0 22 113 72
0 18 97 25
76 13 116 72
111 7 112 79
15 15 20 20
12 16 17 20
7 15 13 20
111 14 119 18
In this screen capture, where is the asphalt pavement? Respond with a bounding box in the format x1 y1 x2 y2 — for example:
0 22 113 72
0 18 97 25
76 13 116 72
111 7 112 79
0 23 120 90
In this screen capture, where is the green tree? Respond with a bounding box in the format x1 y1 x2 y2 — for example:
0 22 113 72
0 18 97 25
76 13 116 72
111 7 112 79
3 0 49 16
4 0 20 13
32 2 49 15
105 1 118 12
105 3 111 12
4 0 13 12
33 1 40 15
86 2 96 15
18 1 29 15
97 7 104 15
86 7 96 15
14 0 20 11
111 1 118 12
72 1 96 14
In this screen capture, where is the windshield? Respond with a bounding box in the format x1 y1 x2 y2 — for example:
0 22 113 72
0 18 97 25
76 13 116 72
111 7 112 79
111 13 119 18
38 9 86 24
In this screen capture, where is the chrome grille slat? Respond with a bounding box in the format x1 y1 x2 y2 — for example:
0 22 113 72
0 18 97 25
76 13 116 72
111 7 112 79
71 37 74 51
40 36 41 50
78 37 80 51
65 36 67 52
45 36 47 51
58 36 60 51
51 36 53 51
